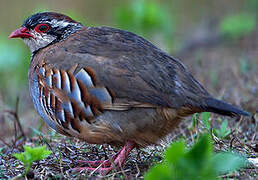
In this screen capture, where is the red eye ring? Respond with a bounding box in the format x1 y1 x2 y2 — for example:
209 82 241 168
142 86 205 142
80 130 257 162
35 24 50 33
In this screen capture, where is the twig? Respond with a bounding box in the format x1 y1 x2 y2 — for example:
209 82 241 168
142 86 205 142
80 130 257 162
135 162 140 178
13 114 18 142
14 97 26 138
0 136 11 148
4 97 26 139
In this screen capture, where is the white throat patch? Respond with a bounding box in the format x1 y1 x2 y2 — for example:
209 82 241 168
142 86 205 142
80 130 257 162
23 30 56 53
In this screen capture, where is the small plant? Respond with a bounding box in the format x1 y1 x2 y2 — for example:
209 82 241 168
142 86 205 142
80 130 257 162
191 113 200 130
145 134 246 180
213 118 231 139
201 112 211 130
200 112 231 139
13 145 52 175
219 13 256 40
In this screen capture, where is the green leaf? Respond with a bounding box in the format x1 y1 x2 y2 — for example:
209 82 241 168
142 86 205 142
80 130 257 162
185 134 212 169
145 163 172 180
214 119 231 139
13 145 52 175
145 133 247 180
165 141 186 164
212 152 246 174
13 153 26 163
201 112 211 130
191 113 200 129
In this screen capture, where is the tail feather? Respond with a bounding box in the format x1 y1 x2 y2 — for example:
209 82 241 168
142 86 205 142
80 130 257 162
204 97 250 117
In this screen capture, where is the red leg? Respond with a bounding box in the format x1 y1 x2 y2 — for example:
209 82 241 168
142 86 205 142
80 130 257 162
74 141 135 175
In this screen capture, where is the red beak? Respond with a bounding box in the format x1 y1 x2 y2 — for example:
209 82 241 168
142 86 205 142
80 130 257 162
9 27 34 38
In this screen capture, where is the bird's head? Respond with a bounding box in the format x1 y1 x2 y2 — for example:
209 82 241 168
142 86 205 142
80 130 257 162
9 12 83 53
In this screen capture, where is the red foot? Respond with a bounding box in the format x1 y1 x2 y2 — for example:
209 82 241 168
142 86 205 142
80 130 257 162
74 141 135 175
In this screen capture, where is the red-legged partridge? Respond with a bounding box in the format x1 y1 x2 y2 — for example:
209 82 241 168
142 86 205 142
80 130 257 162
9 12 250 175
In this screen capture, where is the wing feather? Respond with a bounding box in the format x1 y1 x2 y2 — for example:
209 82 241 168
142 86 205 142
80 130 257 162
36 64 151 133
39 26 210 110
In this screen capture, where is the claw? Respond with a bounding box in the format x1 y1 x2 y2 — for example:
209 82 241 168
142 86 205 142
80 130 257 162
74 141 135 175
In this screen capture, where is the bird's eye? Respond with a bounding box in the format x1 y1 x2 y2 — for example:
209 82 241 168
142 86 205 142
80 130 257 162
35 24 50 33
